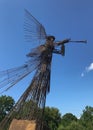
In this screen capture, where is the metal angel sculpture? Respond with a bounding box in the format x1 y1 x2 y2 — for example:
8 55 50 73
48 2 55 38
0 9 87 130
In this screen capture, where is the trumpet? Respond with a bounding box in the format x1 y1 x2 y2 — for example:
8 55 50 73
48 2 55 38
57 38 87 46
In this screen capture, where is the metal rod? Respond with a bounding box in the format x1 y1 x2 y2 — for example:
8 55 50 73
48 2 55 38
70 40 87 43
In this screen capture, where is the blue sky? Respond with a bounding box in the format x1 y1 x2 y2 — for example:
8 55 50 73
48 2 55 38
0 0 93 118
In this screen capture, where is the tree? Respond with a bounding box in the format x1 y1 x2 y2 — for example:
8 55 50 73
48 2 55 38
61 113 77 127
80 106 93 121
43 107 61 130
66 121 85 130
0 95 15 122
80 106 93 129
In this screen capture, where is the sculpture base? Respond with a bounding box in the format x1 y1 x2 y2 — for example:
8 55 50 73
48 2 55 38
9 119 36 130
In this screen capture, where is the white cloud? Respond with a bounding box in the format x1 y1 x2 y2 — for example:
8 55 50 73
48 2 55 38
86 63 93 72
81 62 93 77
81 73 84 77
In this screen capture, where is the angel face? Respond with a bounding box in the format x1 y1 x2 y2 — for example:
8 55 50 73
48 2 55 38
46 36 55 42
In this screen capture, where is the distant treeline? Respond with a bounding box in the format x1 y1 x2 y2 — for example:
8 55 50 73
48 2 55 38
0 95 93 130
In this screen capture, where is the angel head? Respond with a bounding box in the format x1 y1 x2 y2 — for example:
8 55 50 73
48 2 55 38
46 36 55 42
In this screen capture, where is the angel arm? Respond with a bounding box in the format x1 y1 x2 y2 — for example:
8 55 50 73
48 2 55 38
54 38 71 46
53 38 87 56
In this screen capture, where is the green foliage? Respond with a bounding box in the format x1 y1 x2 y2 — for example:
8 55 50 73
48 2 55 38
0 95 15 122
43 107 61 130
0 95 93 130
66 121 85 130
57 121 85 130
61 113 77 127
80 106 93 121
57 124 66 130
80 106 93 130
57 106 93 130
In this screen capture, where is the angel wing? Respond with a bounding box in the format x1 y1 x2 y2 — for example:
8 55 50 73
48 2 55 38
0 10 48 94
24 9 47 46
0 57 41 94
